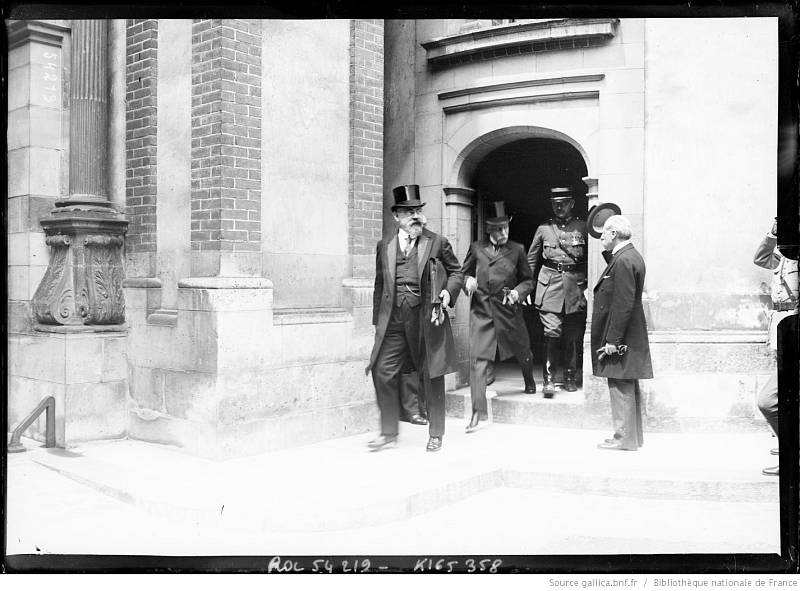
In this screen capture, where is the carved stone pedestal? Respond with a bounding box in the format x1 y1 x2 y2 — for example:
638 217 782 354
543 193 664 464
32 212 127 330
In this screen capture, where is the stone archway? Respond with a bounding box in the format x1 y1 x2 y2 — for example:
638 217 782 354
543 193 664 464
443 125 599 389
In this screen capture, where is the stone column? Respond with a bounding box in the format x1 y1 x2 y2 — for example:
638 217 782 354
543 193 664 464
12 20 128 448
32 20 128 329
443 185 476 387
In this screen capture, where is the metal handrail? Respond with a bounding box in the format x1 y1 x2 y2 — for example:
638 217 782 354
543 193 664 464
8 396 56 453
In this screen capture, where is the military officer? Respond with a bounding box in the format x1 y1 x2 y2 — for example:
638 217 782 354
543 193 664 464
526 187 588 397
462 201 536 432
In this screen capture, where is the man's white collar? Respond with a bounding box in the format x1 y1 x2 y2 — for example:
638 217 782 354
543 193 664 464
398 227 417 243
612 239 632 255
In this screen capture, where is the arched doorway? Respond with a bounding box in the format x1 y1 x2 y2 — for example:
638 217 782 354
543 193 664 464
469 137 589 389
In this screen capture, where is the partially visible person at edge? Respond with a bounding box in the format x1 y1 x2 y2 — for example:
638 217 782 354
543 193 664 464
365 184 464 453
526 187 589 398
753 217 799 477
461 201 536 433
591 215 653 452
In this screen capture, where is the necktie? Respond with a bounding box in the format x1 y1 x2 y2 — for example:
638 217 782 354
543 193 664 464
405 236 413 256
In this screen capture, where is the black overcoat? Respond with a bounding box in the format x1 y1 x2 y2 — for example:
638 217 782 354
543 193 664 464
590 243 653 379
367 228 464 379
462 240 534 361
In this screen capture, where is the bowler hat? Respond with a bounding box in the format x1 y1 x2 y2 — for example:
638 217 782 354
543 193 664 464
486 201 511 225
586 202 622 239
549 187 573 201
391 185 425 211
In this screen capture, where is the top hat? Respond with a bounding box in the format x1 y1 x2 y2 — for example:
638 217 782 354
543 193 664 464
549 187 573 201
586 202 622 238
391 185 425 211
486 201 511 225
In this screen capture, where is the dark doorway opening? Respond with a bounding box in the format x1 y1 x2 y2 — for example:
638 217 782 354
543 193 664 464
471 137 589 388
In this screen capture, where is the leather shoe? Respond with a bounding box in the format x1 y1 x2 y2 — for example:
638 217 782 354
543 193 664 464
426 436 442 452
762 465 779 477
524 381 537 394
771 448 779 456
604 437 619 444
409 414 428 426
465 412 481 433
367 435 397 451
597 441 635 451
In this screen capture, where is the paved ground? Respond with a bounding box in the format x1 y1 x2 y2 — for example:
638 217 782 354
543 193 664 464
6 419 780 557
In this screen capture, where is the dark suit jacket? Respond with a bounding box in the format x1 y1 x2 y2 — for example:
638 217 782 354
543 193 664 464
367 227 464 379
461 239 533 361
590 243 653 379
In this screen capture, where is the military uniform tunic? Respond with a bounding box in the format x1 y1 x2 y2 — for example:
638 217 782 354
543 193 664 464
526 217 588 338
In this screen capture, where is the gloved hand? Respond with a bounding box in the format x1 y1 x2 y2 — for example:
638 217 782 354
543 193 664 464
465 276 477 296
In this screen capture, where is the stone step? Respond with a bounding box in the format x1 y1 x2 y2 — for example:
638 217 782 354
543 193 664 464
446 384 771 433
13 421 779 535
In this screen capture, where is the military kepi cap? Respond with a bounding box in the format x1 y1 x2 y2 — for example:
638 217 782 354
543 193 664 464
486 201 511 225
550 187 573 201
391 185 425 211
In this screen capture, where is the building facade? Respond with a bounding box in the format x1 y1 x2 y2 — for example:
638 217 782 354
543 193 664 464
7 18 778 458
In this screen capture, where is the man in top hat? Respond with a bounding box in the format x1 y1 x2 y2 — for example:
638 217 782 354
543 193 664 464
526 187 589 397
461 201 536 432
366 184 464 452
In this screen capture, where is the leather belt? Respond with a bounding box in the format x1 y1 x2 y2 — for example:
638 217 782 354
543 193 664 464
774 301 797 312
542 259 587 273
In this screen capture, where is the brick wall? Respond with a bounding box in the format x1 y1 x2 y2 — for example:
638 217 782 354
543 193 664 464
125 19 158 256
349 19 384 277
190 19 262 254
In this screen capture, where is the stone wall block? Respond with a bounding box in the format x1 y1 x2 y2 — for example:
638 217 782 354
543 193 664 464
64 334 105 384
7 149 30 197
28 147 61 195
172 309 218 372
29 107 62 148
8 233 30 266
279 321 351 365
7 64 30 111
65 381 128 442
9 334 66 383
128 365 164 411
8 109 30 150
163 369 218 422
101 334 129 382
215 309 275 368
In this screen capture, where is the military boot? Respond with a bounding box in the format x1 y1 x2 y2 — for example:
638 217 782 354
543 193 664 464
542 337 559 399
564 338 579 392
520 352 536 394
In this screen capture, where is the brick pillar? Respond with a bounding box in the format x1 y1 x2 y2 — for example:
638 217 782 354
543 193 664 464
348 19 384 279
343 20 384 330
190 18 262 278
125 19 158 278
